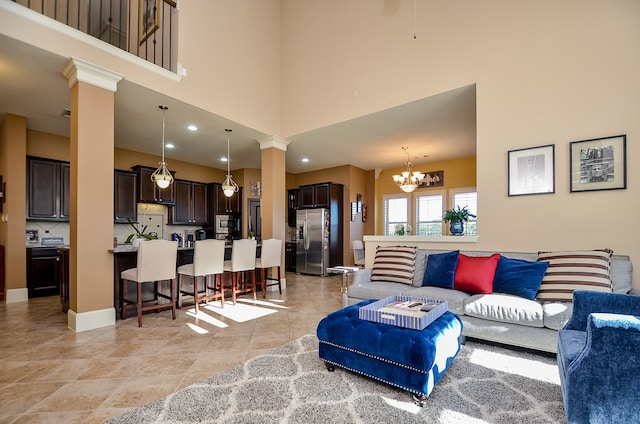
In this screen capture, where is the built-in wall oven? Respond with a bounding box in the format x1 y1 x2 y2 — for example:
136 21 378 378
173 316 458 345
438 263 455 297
215 215 238 235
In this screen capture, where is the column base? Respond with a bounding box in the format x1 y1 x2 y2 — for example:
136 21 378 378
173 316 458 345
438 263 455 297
68 307 115 332
5 288 28 303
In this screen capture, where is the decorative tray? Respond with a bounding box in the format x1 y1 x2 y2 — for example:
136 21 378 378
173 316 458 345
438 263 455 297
358 295 448 330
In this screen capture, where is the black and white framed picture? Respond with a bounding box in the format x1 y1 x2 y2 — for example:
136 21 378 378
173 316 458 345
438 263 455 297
508 144 555 196
570 134 627 193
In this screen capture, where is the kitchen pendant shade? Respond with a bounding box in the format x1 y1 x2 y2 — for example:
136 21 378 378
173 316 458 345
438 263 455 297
151 105 173 189
222 129 239 198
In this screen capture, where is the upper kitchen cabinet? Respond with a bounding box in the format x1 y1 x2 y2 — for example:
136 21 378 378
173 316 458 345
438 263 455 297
114 170 137 223
288 188 300 225
27 156 70 221
209 183 242 215
131 165 175 205
169 179 208 225
299 183 332 208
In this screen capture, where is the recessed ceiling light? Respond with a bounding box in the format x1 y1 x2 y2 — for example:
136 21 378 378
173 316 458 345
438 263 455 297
301 157 309 163
220 157 228 162
165 143 175 149
187 124 198 131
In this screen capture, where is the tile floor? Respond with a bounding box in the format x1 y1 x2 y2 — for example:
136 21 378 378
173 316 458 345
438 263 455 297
0 272 343 424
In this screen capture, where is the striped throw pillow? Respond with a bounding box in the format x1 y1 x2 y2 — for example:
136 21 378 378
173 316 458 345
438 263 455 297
536 249 613 302
371 246 417 285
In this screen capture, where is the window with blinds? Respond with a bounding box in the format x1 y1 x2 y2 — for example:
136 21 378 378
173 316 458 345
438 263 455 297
383 195 409 235
451 190 478 236
415 193 444 236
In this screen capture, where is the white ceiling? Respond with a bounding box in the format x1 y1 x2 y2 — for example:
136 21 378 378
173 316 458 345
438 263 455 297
0 34 477 175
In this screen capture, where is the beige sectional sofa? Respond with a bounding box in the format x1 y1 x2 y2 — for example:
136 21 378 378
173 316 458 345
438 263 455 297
347 249 634 353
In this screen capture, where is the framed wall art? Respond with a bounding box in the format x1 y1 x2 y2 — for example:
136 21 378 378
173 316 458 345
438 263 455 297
570 134 626 192
139 0 160 44
508 144 555 196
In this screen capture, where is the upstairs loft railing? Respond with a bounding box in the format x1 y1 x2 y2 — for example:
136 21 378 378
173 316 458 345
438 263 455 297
11 0 178 73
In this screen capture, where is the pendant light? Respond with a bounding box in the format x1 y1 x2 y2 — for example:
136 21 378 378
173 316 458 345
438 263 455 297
392 146 425 193
151 105 173 189
221 128 239 197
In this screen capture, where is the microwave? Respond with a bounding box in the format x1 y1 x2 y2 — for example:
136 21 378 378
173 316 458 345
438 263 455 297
215 215 237 233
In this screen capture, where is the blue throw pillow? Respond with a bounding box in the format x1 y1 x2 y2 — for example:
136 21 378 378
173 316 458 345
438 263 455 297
493 256 549 300
422 251 459 289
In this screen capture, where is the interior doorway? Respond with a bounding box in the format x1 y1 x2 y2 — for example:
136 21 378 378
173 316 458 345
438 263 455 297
248 199 261 240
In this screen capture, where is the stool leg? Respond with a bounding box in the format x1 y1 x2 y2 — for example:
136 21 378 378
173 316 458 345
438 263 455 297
171 278 177 320
137 282 143 327
194 276 200 313
121 278 127 321
261 268 266 298
276 265 282 294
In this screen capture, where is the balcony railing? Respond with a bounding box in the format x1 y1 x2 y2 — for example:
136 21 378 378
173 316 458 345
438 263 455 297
11 0 178 72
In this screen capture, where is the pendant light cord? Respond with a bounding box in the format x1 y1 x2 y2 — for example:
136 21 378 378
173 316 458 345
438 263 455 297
159 105 168 164
226 128 232 177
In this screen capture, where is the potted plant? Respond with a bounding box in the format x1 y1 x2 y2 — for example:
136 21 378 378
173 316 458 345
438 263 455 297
443 206 476 236
125 218 158 248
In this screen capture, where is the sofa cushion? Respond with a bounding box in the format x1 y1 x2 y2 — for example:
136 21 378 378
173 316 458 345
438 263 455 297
371 245 417 285
464 293 544 327
493 256 549 300
536 249 614 302
543 302 573 330
454 253 500 294
422 250 459 289
405 286 469 315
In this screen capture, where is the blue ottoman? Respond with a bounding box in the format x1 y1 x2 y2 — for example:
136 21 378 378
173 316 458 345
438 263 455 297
317 300 463 403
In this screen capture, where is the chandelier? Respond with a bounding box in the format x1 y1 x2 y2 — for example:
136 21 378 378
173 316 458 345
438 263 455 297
150 105 173 189
392 146 425 193
221 129 239 197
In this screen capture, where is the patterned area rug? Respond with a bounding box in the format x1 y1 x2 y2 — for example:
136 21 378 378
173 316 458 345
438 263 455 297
105 334 566 424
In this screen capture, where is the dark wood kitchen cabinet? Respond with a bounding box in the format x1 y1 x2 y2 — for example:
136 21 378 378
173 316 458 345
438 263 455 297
169 179 208 225
27 157 70 221
288 189 299 226
27 247 61 298
131 165 175 205
58 247 69 312
299 183 331 208
114 170 137 223
285 242 296 272
209 183 242 215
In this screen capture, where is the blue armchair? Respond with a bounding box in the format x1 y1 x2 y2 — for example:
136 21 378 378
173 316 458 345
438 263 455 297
557 290 640 424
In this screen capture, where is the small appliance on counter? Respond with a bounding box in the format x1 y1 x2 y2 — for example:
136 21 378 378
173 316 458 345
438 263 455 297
195 229 206 240
185 229 194 248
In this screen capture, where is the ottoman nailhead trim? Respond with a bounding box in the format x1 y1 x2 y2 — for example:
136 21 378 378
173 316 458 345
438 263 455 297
319 340 429 375
322 358 425 396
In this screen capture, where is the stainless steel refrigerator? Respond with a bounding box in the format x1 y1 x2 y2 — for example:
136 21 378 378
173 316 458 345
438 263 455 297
296 208 330 276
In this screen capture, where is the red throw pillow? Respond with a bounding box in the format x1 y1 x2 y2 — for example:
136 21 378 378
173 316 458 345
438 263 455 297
454 253 501 294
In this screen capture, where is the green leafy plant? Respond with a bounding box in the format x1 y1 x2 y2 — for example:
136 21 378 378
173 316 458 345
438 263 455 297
443 205 476 223
125 218 158 243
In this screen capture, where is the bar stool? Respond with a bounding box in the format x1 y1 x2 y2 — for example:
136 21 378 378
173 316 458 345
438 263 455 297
223 239 257 303
120 239 178 327
177 239 225 313
255 238 283 297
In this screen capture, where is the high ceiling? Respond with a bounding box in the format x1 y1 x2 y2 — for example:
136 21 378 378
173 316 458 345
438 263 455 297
0 34 477 174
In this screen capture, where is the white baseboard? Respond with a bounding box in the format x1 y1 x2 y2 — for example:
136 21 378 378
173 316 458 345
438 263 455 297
68 307 115 332
5 288 28 303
